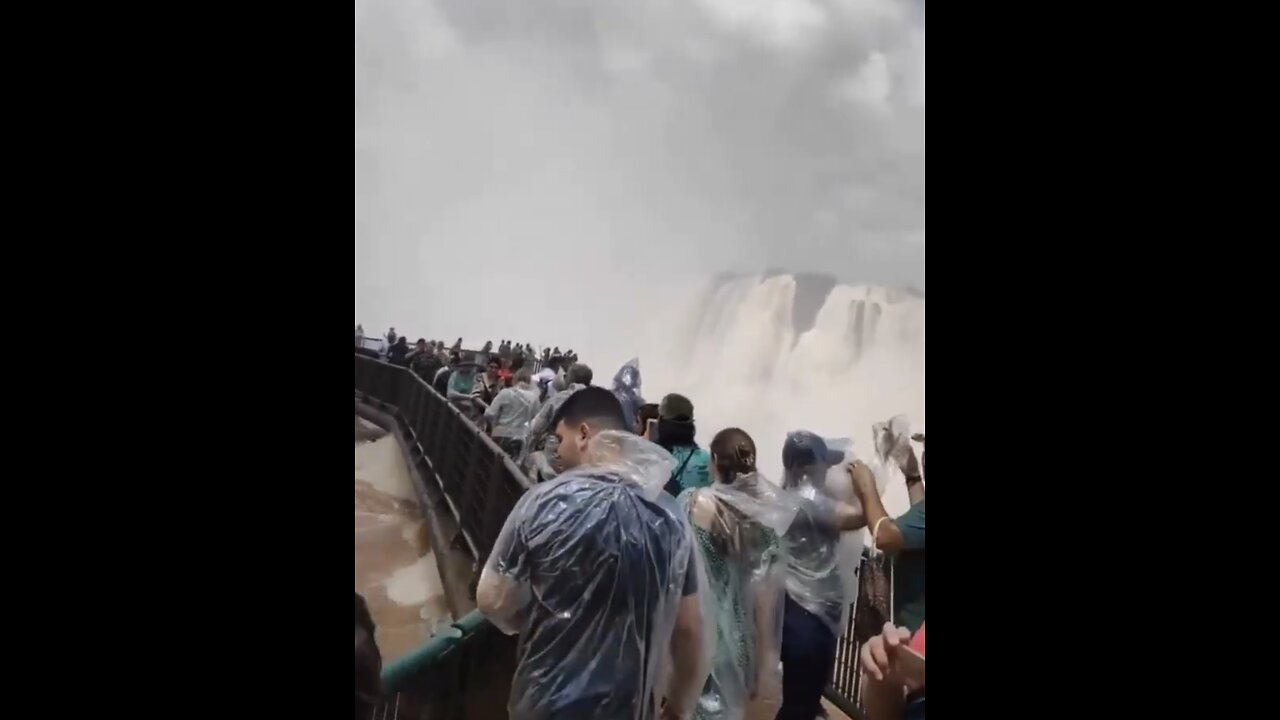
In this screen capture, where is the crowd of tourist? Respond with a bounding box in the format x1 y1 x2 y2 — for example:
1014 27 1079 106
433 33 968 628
354 324 925 720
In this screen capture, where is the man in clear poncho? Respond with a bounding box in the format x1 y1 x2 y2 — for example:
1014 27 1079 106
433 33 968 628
483 367 542 458
775 431 886 720
477 387 708 720
521 363 593 482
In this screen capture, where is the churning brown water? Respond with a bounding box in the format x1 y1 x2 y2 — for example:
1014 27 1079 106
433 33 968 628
356 417 451 663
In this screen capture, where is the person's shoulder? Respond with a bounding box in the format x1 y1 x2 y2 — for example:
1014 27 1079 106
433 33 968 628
649 486 693 526
507 477 573 519
675 486 700 511
537 471 608 497
682 488 718 529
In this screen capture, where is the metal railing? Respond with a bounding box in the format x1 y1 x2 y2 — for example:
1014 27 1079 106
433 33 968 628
827 551 873 719
356 352 883 719
371 611 518 720
355 354 533 563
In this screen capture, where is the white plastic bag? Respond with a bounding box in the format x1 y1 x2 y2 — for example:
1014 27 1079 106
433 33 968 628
872 415 914 469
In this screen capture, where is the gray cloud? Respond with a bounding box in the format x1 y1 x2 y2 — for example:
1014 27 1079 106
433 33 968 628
356 0 924 341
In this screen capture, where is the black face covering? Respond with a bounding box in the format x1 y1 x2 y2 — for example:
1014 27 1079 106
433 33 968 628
655 418 696 450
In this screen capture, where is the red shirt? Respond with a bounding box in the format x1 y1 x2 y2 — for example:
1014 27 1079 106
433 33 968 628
909 621 926 657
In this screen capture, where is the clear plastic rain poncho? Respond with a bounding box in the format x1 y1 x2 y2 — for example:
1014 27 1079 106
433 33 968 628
816 437 891 631
519 382 588 481
483 381 542 441
778 432 862 636
873 415 915 470
481 431 707 720
677 472 799 720
611 358 645 428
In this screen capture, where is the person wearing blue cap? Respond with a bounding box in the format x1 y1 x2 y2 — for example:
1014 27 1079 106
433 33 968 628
775 431 886 720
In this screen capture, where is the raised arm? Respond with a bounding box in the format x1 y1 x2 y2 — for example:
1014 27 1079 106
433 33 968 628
901 445 925 505
847 461 905 551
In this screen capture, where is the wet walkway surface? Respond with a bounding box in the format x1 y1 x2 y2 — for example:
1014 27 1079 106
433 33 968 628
356 417 451 663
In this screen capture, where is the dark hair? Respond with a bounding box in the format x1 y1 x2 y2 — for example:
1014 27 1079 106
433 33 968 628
637 403 660 426
488 357 501 368
710 428 757 484
656 418 696 451
566 363 593 385
551 386 626 433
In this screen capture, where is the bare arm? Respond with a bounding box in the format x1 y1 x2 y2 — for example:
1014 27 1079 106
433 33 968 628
834 499 867 531
906 476 925 505
475 564 528 635
666 593 706 719
476 491 535 634
848 462 905 552
901 446 925 504
861 674 907 720
752 578 782 699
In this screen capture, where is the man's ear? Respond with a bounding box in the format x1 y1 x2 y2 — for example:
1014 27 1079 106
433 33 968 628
577 422 591 443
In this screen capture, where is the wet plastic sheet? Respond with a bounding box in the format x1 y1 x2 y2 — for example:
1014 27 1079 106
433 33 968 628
479 431 705 719
872 415 914 469
611 358 645 428
483 383 541 441
818 450 870 633
677 472 798 720
778 432 860 636
519 382 588 481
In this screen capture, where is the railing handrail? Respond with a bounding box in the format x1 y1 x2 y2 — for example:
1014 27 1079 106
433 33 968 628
395 358 534 491
355 353 536 561
356 351 875 719
381 610 491 692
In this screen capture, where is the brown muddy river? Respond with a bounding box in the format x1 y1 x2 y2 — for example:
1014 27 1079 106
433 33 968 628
356 418 451 663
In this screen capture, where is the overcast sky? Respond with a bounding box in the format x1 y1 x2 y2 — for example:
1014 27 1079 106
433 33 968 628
356 0 924 343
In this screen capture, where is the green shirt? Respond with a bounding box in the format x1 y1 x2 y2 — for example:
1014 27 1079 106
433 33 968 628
892 499 925 633
662 445 711 497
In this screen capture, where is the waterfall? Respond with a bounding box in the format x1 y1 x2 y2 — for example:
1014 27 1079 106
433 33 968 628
642 274 924 517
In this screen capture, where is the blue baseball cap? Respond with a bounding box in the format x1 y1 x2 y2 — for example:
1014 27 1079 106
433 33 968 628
782 431 846 470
